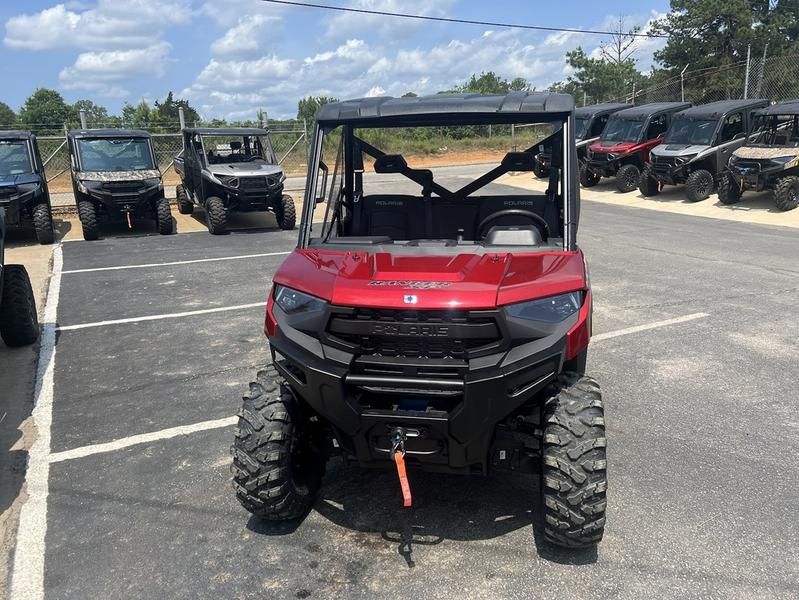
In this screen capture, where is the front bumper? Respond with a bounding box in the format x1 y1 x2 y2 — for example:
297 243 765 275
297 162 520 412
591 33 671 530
219 181 284 212
587 156 621 177
269 304 579 474
80 181 162 213
727 162 782 192
0 186 46 227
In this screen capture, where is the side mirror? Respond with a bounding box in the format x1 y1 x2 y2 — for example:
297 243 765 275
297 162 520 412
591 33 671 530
316 160 328 205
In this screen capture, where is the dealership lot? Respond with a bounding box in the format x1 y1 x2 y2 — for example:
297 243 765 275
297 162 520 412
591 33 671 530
6 173 799 599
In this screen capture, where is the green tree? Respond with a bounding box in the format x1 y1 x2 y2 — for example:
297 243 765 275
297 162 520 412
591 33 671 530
0 102 17 127
401 91 418 98
297 96 339 123
550 48 642 104
121 100 156 128
71 99 110 128
460 71 528 94
19 88 71 134
153 91 200 131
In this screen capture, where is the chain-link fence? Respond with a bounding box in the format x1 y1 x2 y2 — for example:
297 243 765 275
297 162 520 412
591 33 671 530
28 127 309 193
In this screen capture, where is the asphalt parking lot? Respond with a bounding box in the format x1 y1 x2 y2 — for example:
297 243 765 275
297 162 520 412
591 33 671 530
7 174 799 599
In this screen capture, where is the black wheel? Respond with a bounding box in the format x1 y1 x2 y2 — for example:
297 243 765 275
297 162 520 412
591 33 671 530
717 173 742 205
231 365 324 520
637 170 660 197
205 196 227 235
31 203 55 244
176 184 193 215
155 197 173 235
579 165 600 188
685 169 714 202
533 161 549 179
77 199 99 241
773 176 799 212
615 164 640 193
542 373 607 548
0 264 39 347
275 194 296 230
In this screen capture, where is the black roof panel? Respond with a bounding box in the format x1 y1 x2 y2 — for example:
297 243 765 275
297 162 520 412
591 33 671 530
675 99 769 119
574 103 629 118
0 130 35 140
612 102 692 120
69 128 151 139
316 92 574 125
182 127 268 136
757 99 799 116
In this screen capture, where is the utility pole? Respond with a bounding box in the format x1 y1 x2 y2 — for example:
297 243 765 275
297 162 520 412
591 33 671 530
743 44 751 99
681 64 690 102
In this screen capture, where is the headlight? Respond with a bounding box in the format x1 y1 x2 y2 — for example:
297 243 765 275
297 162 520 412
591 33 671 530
274 285 326 314
607 153 617 160
771 156 797 164
217 175 239 188
674 154 696 165
77 180 88 194
505 292 582 323
144 177 163 190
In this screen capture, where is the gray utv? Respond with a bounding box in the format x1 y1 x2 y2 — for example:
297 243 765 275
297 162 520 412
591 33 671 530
640 99 768 202
68 129 172 240
718 99 799 211
174 128 294 234
0 131 54 244
534 102 628 178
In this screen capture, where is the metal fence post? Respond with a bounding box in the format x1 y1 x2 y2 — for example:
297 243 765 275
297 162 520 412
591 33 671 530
303 118 309 159
743 44 751 99
79 110 87 129
178 107 185 130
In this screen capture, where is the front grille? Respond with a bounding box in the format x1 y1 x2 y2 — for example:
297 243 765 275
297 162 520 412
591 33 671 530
734 161 761 172
103 181 143 193
326 307 503 360
591 152 612 162
240 176 267 190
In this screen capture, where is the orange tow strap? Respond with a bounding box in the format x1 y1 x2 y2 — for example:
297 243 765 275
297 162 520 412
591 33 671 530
393 451 413 508
126 212 133 229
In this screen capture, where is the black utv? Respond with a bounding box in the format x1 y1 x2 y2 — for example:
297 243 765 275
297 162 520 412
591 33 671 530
0 209 39 347
68 129 172 240
718 99 799 211
534 102 628 178
174 128 294 235
639 99 768 202
0 131 54 244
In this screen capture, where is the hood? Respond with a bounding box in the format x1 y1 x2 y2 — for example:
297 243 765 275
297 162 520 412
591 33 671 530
274 249 586 310
589 140 638 154
79 169 161 182
651 143 710 158
733 146 799 160
0 173 40 188
209 161 283 178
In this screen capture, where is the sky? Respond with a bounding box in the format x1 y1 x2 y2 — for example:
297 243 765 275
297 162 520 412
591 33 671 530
0 0 670 121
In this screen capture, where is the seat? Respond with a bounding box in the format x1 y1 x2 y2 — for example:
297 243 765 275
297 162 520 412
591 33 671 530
357 195 427 239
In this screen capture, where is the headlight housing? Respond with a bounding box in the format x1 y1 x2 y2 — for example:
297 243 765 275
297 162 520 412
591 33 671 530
274 285 326 314
674 154 696 165
144 177 163 190
771 155 798 164
607 153 618 160
216 175 240 188
505 292 582 323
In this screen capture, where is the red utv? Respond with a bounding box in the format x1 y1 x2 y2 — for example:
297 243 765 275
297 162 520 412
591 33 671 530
584 102 691 192
231 93 607 549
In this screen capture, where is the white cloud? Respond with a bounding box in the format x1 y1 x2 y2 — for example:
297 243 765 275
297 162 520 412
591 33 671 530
210 14 280 57
191 55 296 92
365 86 386 97
3 0 191 51
324 0 455 41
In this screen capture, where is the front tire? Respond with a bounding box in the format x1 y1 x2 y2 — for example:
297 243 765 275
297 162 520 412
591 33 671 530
685 169 714 202
231 365 323 520
0 265 39 347
717 173 742 205
542 373 607 548
773 176 799 212
205 196 227 235
77 200 99 241
32 203 55 244
276 194 296 230
638 171 660 197
580 165 600 188
176 184 193 215
615 164 640 193
533 161 549 179
155 197 173 235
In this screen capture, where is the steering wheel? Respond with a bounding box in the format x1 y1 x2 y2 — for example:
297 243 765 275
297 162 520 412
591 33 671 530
476 209 550 240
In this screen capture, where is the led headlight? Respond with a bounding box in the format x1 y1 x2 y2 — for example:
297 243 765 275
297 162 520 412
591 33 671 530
274 285 326 314
607 153 618 160
771 155 798 164
505 292 582 323
674 154 696 165
144 177 163 190
216 175 240 188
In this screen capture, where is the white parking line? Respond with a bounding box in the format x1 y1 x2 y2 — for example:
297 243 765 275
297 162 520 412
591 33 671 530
56 302 267 331
62 251 290 274
48 416 238 464
11 245 63 600
592 312 710 342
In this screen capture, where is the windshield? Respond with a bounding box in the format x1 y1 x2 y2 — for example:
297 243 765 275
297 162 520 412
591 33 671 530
77 138 155 171
747 114 799 147
315 121 563 247
575 116 589 139
601 116 643 143
664 118 717 145
0 139 33 177
201 134 276 165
